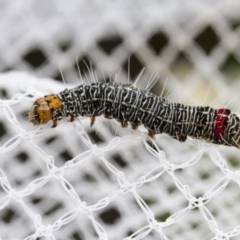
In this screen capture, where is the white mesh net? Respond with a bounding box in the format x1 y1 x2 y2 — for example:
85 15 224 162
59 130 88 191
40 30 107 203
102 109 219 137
1 1 240 240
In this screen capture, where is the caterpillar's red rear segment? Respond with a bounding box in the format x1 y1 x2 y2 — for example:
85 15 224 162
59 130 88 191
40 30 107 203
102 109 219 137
28 94 62 127
214 109 230 138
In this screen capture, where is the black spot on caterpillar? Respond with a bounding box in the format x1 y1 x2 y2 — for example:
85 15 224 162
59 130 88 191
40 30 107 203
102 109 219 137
28 82 240 148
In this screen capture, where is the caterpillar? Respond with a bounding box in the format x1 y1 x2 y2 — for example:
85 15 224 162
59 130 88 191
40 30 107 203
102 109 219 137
28 82 240 148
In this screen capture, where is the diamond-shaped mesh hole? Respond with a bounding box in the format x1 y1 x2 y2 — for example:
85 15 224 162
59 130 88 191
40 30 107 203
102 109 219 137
194 26 220 55
167 185 177 194
52 70 67 82
148 31 169 55
219 54 240 80
83 173 96 182
60 149 73 162
74 55 96 77
0 121 7 139
200 171 210 180
87 130 104 144
156 211 171 222
33 170 42 177
23 48 47 68
99 207 121 224
142 198 156 206
122 53 144 80
1 208 18 223
112 154 128 168
31 197 43 204
229 19 240 30
45 136 57 144
59 40 72 52
0 88 8 99
170 51 193 79
16 151 29 163
72 231 83 240
44 202 63 216
127 230 134 238
98 35 123 55
229 156 240 168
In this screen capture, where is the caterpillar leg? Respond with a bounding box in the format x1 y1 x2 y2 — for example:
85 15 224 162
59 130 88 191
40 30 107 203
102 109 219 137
172 134 187 142
69 114 75 122
52 119 58 128
148 131 156 139
121 121 128 128
91 116 96 127
104 114 113 119
131 124 138 130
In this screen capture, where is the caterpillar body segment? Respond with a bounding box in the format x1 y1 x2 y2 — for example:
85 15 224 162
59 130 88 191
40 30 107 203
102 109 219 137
28 82 240 149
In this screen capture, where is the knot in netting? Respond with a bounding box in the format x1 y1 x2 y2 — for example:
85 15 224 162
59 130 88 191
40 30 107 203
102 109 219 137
91 144 104 157
163 162 176 174
188 196 206 209
36 224 53 237
8 189 22 201
149 219 162 231
48 166 65 179
228 170 240 181
214 231 229 240
80 202 92 216
120 182 135 194
135 176 146 187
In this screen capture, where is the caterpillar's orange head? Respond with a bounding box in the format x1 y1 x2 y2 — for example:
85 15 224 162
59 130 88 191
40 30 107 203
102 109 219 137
28 94 62 125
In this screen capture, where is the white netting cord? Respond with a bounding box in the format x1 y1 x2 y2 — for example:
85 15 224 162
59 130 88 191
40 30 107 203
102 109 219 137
1 74 240 239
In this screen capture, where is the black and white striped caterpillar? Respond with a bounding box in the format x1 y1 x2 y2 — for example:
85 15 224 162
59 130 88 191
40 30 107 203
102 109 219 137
28 82 240 148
